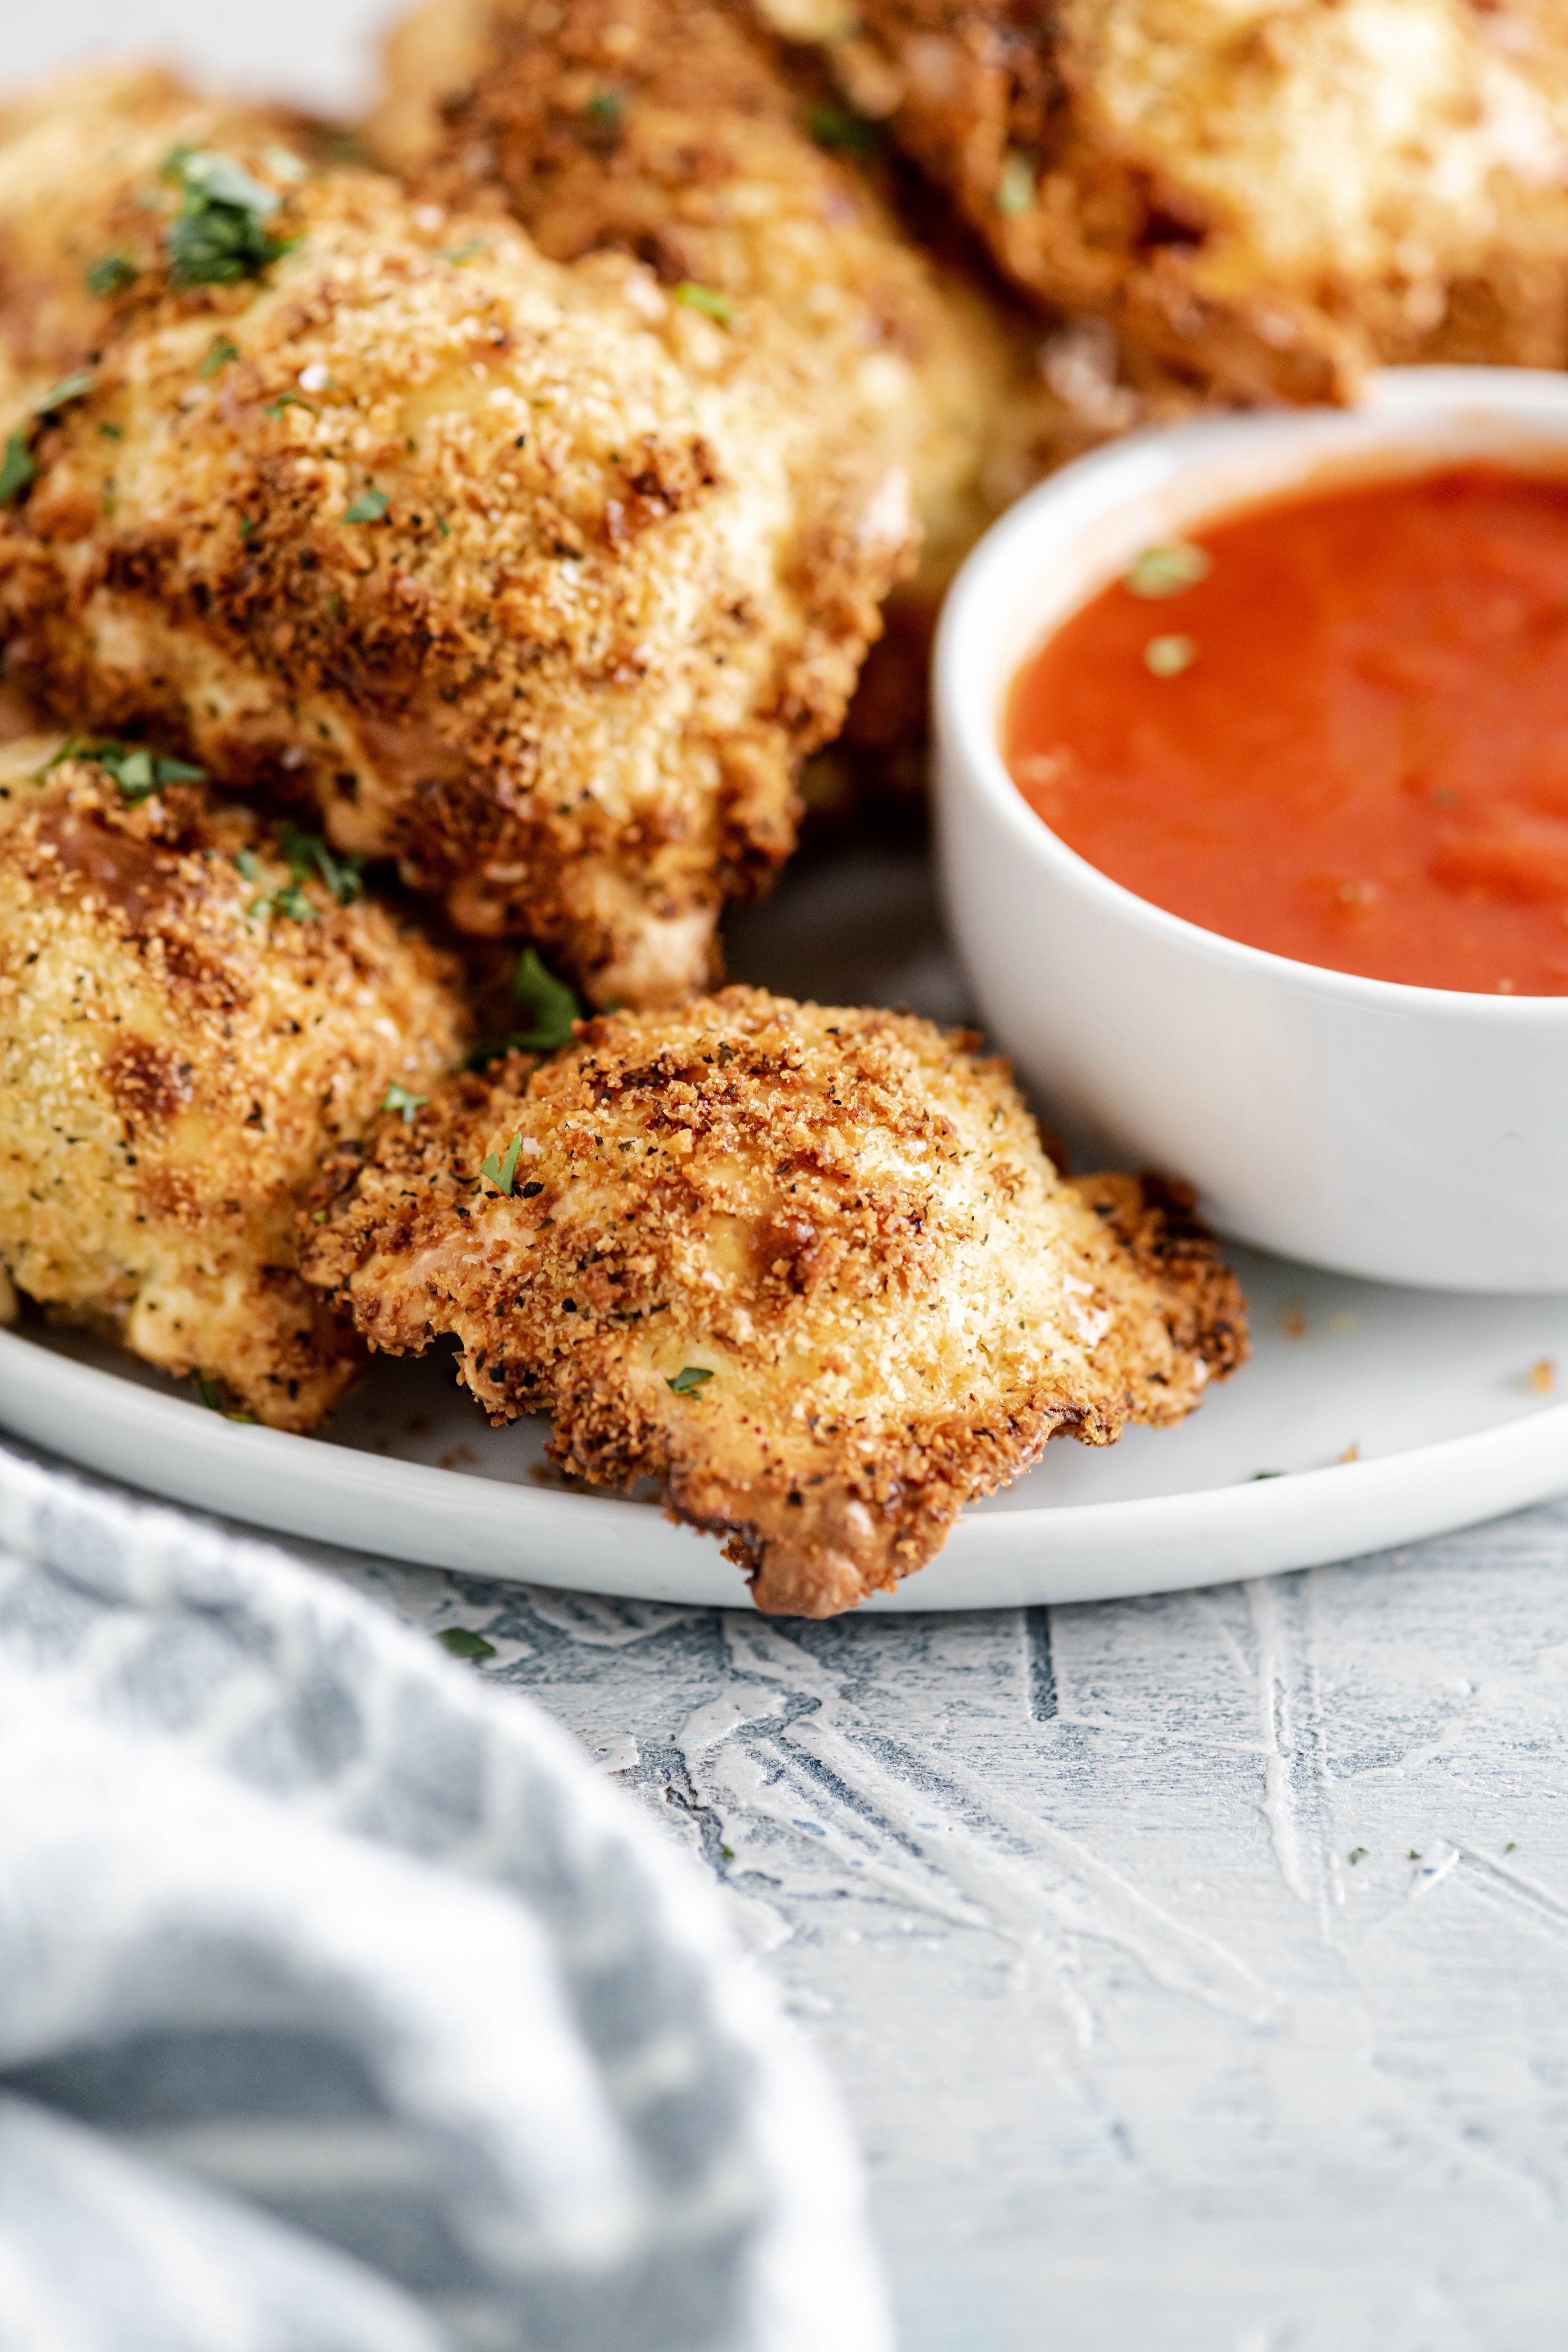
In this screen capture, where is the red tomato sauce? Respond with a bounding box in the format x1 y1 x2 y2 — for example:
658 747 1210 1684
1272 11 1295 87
1005 466 1568 994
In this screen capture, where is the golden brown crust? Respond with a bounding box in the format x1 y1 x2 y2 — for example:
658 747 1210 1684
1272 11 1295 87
301 986 1247 1612
370 0 1203 799
792 0 1568 405
0 68 913 1004
0 730 468 1427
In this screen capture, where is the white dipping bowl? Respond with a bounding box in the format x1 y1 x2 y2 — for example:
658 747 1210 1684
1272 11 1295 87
936 367 1568 1293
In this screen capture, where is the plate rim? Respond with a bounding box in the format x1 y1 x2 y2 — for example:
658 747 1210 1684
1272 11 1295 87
5 1323 1568 1611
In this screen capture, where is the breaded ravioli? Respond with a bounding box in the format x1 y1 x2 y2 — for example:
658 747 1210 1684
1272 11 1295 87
0 70 912 1007
0 733 467 1428
0 64 326 402
371 0 1196 796
301 987 1246 1613
786 0 1568 403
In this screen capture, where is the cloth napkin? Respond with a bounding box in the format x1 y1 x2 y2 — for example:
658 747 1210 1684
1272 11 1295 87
0 1439 889 2352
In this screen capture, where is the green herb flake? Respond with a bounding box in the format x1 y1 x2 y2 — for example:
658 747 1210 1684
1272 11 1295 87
667 1365 715 1395
996 152 1035 217
1505 1840 1518 1853
509 947 579 1052
675 280 736 326
438 1626 497 1661
342 486 389 525
383 1081 430 1124
33 371 95 414
162 145 293 288
96 741 207 801
1408 1849 1423 1860
194 1371 224 1412
273 883 318 922
807 103 882 156
1126 541 1212 598
239 516 257 543
264 390 317 419
1144 634 1196 678
585 92 623 125
99 422 123 440
0 432 35 505
481 1132 526 1195
1250 1468 1285 1480
436 237 488 266
1348 1846 1368 1865
86 252 140 297
435 513 450 538
198 335 240 381
278 820 364 905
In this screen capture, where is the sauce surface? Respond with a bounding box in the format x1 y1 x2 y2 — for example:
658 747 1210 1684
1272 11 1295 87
1006 466 1568 994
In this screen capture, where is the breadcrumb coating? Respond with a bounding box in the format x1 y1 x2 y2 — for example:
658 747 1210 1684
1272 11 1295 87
0 732 467 1428
302 986 1247 1613
371 0 1199 796
0 68 912 1005
0 64 328 403
789 0 1568 403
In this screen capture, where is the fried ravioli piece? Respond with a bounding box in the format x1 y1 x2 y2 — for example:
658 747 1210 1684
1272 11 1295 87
374 0 1087 607
0 64 325 402
789 0 1568 404
302 987 1246 1613
0 71 912 1007
369 0 1209 798
0 732 467 1428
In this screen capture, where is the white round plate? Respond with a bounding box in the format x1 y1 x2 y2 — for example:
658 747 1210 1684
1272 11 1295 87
4 850 1567 1610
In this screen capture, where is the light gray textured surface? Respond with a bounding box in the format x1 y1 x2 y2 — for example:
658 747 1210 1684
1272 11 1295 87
325 1518 1568 2352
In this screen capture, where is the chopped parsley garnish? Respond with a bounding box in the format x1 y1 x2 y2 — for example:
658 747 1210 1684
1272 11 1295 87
194 1369 257 1422
86 252 140 297
40 738 207 799
237 844 319 922
382 1081 429 1124
585 92 623 125
198 335 240 380
807 104 883 156
1144 634 1196 677
510 947 579 1051
1126 542 1212 598
1348 1847 1367 1865
675 281 736 326
667 1365 715 1395
99 422 122 440
264 390 317 419
162 145 294 287
438 1626 497 1661
342 486 389 524
278 820 365 904
480 1132 525 1195
995 152 1035 216
0 432 35 504
34 371 95 414
436 238 488 266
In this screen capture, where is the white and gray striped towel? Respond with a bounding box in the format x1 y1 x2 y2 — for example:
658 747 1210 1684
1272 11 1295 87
0 1440 889 2352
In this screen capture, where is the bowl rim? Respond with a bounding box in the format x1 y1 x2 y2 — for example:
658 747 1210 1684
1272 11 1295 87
934 364 1568 1024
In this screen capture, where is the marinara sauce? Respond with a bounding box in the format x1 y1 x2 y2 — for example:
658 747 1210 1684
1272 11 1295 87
1006 465 1568 994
